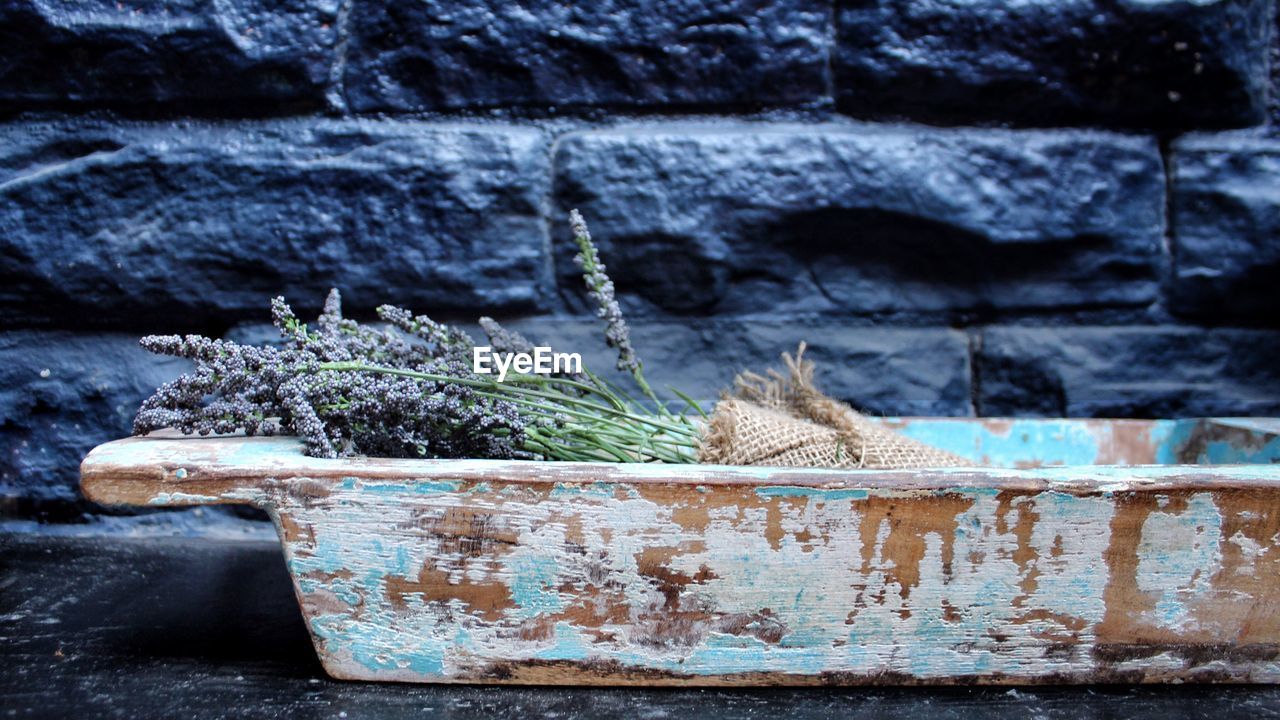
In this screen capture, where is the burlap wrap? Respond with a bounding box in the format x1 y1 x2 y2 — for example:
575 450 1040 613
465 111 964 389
698 344 969 469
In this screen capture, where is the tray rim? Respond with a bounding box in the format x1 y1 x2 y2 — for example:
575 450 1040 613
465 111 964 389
81 424 1280 509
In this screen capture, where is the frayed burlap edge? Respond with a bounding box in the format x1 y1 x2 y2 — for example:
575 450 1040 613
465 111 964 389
698 343 970 469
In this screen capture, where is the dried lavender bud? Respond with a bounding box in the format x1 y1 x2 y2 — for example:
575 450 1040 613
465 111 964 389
478 317 535 356
570 209 640 374
271 296 310 349
376 304 474 363
317 288 344 337
277 376 336 458
479 317 589 387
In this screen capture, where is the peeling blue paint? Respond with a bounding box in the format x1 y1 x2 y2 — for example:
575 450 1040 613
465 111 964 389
755 486 869 500
887 417 1280 467
1141 493 1221 629
891 418 1105 465
406 649 445 676
550 481 617 498
534 623 593 661
352 479 464 495
508 552 566 618
146 491 221 505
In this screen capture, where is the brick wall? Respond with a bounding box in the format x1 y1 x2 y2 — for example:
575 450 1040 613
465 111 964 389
2 0 1278 522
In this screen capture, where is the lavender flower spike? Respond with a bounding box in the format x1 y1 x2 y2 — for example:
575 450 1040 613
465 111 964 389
570 209 639 374
478 317 535 356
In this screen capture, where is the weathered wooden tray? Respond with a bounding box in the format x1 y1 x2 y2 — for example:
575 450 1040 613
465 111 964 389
81 418 1280 685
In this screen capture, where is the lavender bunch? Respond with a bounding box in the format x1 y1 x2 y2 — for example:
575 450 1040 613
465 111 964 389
134 213 704 463
134 290 535 460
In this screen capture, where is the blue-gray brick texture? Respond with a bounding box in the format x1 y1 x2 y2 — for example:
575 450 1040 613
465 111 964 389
1 0 1278 521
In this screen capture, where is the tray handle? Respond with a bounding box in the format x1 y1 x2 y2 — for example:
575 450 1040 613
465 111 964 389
80 434 268 508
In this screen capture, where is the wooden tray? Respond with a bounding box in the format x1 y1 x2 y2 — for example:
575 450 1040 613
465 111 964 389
81 418 1280 685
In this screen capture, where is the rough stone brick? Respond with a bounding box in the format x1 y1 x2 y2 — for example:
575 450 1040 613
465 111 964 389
835 0 1272 130
0 120 551 329
0 0 338 107
341 1 829 112
1271 10 1280 129
496 318 972 416
1169 134 1280 322
0 332 185 504
976 326 1280 418
554 124 1165 317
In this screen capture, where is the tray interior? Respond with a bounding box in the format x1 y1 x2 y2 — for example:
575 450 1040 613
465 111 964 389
884 417 1280 468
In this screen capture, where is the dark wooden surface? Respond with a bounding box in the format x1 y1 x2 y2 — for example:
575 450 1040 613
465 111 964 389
3 531 1280 719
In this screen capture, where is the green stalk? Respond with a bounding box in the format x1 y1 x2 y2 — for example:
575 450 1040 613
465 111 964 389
316 362 700 439
313 360 702 463
482 400 694 463
489 371 629 412
469 390 678 446
531 426 635 463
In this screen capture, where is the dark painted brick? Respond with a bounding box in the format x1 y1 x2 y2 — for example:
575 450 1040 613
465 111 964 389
1272 9 1280 129
0 120 550 328
497 318 972 416
976 326 1280 418
0 332 185 503
1170 134 1280 323
0 0 337 107
835 0 1271 130
341 1 829 112
555 124 1165 317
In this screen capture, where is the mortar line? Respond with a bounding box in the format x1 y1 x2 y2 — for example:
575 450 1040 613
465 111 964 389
968 328 984 418
325 0 356 115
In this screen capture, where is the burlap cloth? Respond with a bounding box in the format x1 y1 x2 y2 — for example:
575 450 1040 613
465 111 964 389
698 343 969 469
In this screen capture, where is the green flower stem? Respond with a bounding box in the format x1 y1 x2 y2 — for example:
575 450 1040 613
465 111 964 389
314 360 701 463
316 361 700 439
489 371 628 412
466 390 692 456
629 367 665 413
529 426 635 463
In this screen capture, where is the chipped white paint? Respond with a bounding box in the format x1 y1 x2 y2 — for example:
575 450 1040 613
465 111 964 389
146 491 222 505
1136 494 1221 632
1229 531 1265 576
